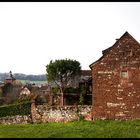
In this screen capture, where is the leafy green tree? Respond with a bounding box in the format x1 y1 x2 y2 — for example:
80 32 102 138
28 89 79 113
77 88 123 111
1 83 13 97
0 88 4 106
46 59 81 105
0 88 2 97
12 80 23 87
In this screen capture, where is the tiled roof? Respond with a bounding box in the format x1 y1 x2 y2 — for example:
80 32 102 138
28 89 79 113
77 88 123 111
81 70 91 76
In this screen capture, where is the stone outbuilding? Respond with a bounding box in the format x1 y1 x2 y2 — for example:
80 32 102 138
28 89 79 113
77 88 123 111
90 31 140 120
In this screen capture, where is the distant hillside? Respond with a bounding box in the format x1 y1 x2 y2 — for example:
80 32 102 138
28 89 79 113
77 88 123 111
0 73 47 82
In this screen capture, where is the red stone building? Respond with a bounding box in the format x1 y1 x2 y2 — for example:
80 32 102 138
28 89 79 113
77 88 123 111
90 31 140 120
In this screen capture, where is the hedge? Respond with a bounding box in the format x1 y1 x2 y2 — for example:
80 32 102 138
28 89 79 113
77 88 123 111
0 101 31 117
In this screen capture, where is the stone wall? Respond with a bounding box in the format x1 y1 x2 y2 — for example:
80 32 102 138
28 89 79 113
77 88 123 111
34 105 92 123
0 104 92 124
0 115 32 124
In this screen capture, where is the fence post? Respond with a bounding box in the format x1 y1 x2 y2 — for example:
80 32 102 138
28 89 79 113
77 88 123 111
31 99 36 123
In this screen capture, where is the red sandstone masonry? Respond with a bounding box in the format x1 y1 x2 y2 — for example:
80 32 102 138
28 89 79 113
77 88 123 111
90 32 140 120
31 100 36 123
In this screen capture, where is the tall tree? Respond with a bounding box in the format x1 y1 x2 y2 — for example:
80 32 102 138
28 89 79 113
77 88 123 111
46 59 81 105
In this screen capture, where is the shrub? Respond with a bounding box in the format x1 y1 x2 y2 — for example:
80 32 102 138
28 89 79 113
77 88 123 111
35 94 49 105
79 86 86 105
52 87 60 94
3 91 20 105
64 87 80 93
0 101 31 117
17 93 37 103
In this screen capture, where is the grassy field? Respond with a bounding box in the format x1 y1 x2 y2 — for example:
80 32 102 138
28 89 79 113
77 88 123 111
0 120 140 138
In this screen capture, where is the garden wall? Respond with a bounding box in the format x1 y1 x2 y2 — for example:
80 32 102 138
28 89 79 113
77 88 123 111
0 114 32 124
0 102 92 124
33 105 92 123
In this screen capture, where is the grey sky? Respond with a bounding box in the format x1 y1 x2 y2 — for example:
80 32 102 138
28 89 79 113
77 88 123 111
0 2 140 74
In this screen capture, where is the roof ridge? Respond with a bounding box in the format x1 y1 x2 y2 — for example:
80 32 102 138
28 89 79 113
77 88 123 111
89 31 140 68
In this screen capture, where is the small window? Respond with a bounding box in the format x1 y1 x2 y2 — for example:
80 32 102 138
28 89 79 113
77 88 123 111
121 71 128 78
125 45 130 48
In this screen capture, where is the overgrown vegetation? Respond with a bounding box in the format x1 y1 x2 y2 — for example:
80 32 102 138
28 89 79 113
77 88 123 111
0 120 140 138
64 87 80 93
79 86 86 105
17 93 37 103
0 101 31 117
0 80 23 105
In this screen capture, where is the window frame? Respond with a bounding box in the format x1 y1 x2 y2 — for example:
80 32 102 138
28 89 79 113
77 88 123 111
120 70 128 79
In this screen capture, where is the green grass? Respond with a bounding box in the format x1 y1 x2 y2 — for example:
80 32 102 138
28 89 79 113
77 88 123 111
0 120 140 138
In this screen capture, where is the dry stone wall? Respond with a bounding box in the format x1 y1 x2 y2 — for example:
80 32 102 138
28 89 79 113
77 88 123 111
0 115 32 124
34 105 92 123
0 104 92 124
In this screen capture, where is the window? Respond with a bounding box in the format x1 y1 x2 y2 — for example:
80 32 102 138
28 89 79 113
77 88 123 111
121 71 128 78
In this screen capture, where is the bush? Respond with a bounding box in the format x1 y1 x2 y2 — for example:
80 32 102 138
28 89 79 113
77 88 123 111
35 94 50 105
0 83 21 105
0 101 31 117
52 87 60 94
64 87 80 93
17 93 37 103
3 91 20 105
79 86 86 105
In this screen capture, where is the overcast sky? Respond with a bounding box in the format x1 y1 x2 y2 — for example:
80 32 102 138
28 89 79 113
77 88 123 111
0 2 140 75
